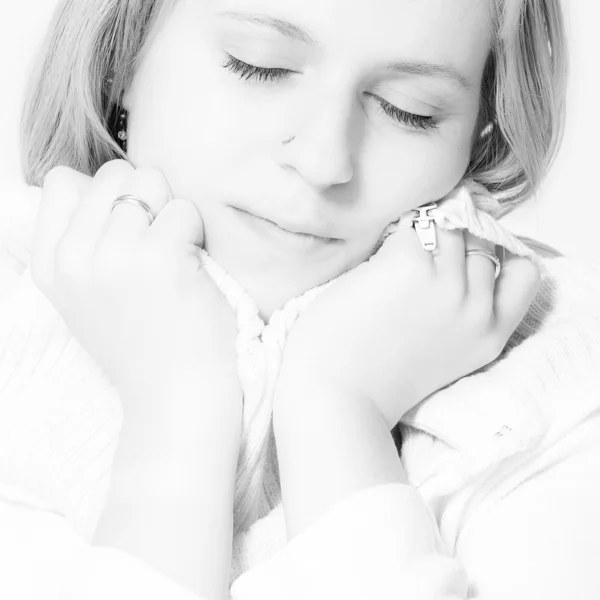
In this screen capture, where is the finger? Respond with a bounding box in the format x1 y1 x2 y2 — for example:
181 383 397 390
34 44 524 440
146 198 205 249
102 166 173 244
464 232 497 298
65 160 133 254
430 226 466 283
32 166 92 288
493 255 542 334
370 223 433 272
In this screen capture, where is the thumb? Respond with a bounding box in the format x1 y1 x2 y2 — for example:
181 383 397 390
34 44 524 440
149 197 205 248
368 225 424 267
33 167 92 289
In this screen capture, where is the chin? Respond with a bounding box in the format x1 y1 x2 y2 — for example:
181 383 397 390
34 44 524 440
232 264 333 322
201 214 376 321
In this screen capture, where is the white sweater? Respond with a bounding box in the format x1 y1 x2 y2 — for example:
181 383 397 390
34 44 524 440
1 179 600 599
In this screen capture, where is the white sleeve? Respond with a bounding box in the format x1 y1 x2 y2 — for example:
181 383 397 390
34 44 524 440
231 482 468 600
9 420 598 600
0 489 204 600
232 413 600 600
454 410 600 600
2 481 467 600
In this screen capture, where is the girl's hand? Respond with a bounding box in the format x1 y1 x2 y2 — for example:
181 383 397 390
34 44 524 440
31 160 240 408
275 226 541 429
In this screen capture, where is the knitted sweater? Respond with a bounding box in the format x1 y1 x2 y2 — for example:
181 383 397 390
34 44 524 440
1 178 600 599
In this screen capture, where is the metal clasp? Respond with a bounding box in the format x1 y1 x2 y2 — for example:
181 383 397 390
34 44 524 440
411 203 438 251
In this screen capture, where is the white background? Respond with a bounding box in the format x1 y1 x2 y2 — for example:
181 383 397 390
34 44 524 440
0 1 598 263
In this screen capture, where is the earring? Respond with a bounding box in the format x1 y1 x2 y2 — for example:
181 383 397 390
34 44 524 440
116 109 128 152
480 122 494 138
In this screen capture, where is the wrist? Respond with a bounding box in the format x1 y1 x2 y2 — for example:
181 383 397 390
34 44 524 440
273 366 363 430
273 374 407 539
95 406 239 599
115 370 242 471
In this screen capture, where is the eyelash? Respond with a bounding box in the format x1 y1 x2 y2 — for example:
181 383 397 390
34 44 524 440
222 53 294 83
221 53 438 132
372 97 438 132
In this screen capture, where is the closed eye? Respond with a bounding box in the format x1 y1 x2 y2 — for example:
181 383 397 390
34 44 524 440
368 95 438 131
221 53 294 82
222 53 439 132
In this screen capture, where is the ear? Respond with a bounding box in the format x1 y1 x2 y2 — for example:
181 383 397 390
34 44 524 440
120 85 133 112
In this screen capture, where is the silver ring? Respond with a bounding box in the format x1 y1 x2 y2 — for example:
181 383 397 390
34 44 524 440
111 195 157 226
465 249 501 280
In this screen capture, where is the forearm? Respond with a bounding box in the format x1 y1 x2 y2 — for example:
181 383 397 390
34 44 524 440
93 372 242 600
273 376 407 540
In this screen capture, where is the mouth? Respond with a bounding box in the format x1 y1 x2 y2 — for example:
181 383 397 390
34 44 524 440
230 207 341 253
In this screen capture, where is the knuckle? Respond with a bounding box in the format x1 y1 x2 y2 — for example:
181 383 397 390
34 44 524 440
132 166 171 193
133 165 164 180
169 196 191 211
95 159 134 179
169 197 200 221
43 165 75 190
42 166 92 206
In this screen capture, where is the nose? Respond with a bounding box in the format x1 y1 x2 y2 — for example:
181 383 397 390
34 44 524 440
279 91 355 189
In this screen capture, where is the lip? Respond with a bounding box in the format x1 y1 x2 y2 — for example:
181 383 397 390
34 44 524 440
231 207 340 253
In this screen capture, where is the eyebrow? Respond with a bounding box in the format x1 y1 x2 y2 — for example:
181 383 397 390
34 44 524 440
216 11 318 45
216 11 471 91
385 61 471 91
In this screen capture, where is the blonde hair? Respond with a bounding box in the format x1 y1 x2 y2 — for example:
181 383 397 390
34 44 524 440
21 0 176 184
22 0 568 214
467 0 568 213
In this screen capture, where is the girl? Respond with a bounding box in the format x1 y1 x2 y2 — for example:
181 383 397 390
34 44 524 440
1 0 599 598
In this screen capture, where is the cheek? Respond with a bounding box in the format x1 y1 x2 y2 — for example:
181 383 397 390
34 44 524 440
361 119 476 228
126 25 267 201
127 62 235 177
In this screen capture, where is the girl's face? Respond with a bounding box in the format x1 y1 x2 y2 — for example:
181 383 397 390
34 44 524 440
125 0 492 318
